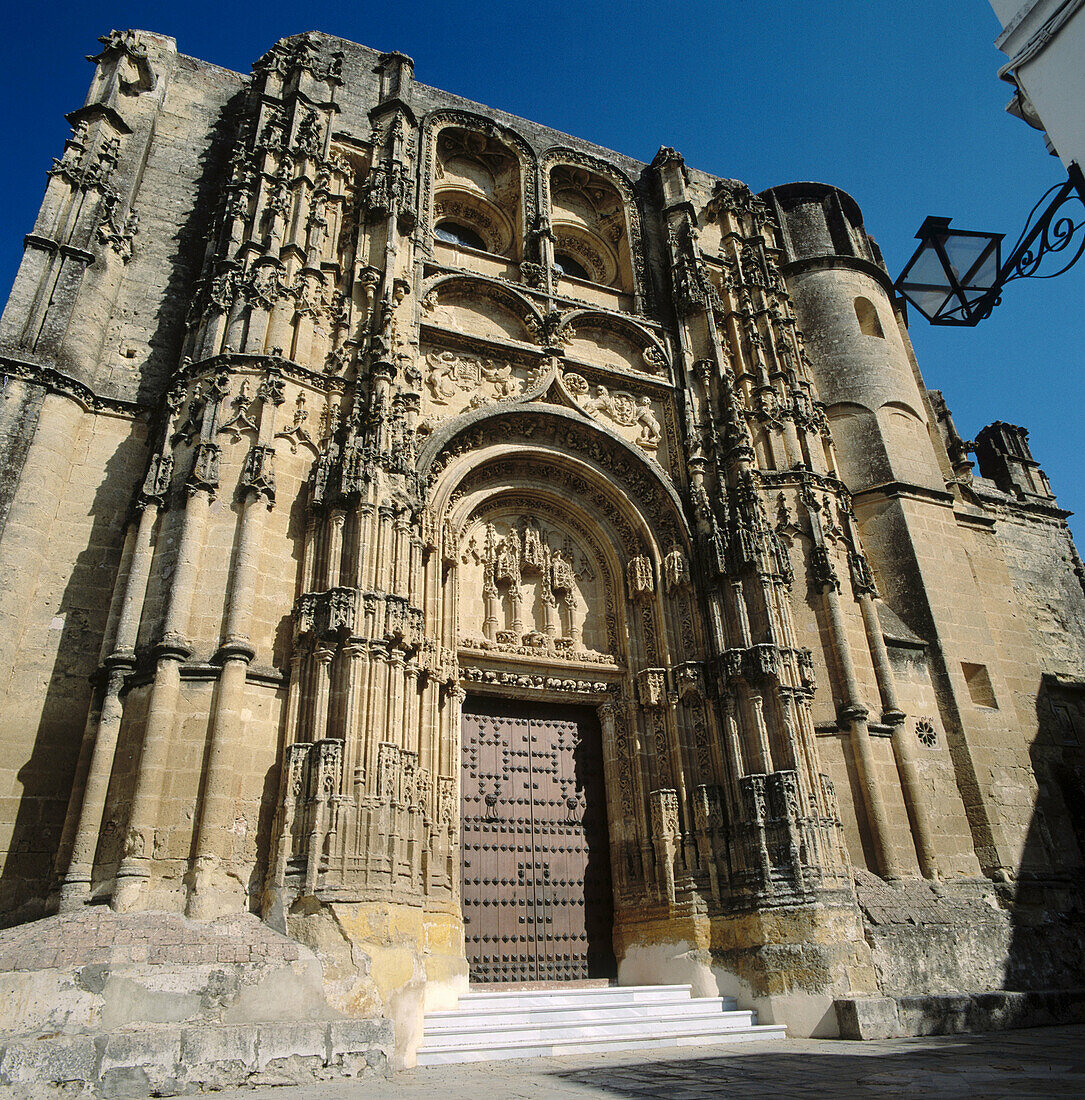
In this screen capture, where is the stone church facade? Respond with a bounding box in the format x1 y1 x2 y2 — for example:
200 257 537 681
1 28 1083 1050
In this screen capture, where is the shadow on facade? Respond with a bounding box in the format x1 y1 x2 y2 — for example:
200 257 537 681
0 438 147 924
0 88 246 925
1001 678 1085 991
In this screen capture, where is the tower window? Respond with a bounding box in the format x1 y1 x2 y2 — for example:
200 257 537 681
854 296 885 338
554 252 591 281
434 220 487 251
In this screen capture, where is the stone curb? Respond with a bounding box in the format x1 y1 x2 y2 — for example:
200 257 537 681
834 987 1085 1040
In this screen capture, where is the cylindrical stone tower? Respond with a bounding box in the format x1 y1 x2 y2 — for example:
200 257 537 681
763 182 946 496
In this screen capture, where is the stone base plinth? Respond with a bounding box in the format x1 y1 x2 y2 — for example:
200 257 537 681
0 908 393 1095
613 895 880 1038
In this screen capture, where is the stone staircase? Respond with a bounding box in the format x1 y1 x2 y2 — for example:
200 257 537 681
416 984 786 1065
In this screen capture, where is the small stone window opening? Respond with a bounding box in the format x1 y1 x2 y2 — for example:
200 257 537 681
854 296 884 338
554 252 591 281
962 662 998 708
434 220 488 252
916 717 937 747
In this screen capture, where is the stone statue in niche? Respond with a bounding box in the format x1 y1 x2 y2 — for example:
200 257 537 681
459 514 612 661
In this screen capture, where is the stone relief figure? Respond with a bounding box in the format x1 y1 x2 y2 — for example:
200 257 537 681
479 358 519 397
426 350 460 403
565 373 662 453
461 515 610 661
634 396 661 449
424 349 522 408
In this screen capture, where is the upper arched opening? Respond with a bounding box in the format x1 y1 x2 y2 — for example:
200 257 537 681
854 296 885 338
432 124 525 269
548 163 634 295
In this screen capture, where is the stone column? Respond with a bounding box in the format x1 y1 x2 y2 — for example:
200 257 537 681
59 501 159 909
111 495 207 910
822 582 902 881
114 375 227 911
858 592 939 879
187 373 283 918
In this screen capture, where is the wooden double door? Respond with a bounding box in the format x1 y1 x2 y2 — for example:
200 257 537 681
461 696 616 983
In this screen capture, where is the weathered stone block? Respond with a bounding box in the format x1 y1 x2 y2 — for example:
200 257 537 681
0 1034 97 1086
253 1020 327 1069
834 996 900 1039
179 1022 258 1072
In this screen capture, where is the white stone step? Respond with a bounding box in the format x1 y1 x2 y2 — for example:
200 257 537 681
453 983 698 1009
417 1023 787 1066
422 1008 763 1048
416 983 787 1066
423 998 744 1033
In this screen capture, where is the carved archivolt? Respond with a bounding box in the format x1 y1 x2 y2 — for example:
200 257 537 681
420 406 690 555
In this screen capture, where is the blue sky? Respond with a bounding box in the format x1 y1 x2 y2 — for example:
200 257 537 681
2 1 1081 542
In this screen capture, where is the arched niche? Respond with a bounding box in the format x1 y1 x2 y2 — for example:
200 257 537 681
420 404 707 700
559 310 670 378
877 400 944 489
854 296 885 338
421 273 542 345
421 111 537 268
542 149 646 307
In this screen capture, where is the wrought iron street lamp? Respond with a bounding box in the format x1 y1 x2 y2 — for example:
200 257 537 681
895 163 1085 325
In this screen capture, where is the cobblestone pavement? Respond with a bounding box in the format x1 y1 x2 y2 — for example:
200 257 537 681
209 1025 1085 1099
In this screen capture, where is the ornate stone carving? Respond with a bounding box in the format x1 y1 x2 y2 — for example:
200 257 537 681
460 513 611 660
650 789 681 839
636 668 667 708
663 544 690 592
627 555 654 601
275 392 318 454
424 349 522 407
